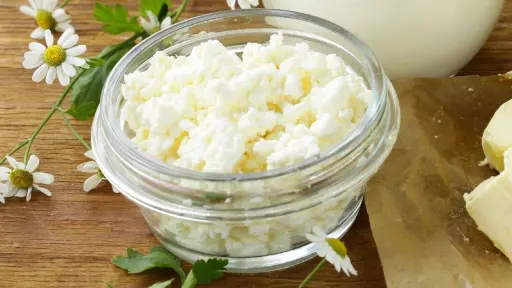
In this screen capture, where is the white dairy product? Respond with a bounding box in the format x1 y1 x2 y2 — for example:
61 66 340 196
482 99 512 172
262 0 504 79
464 149 512 262
122 33 370 174
122 34 370 257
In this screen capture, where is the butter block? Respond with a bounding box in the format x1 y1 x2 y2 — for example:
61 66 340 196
482 99 512 172
464 149 512 262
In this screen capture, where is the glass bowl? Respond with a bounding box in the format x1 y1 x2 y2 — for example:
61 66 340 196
92 9 400 273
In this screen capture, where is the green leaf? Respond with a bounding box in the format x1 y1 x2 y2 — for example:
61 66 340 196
139 0 170 18
86 58 105 68
66 102 97 121
68 44 133 121
148 279 174 288
191 258 228 285
157 4 169 23
112 246 186 283
105 281 114 288
94 2 142 34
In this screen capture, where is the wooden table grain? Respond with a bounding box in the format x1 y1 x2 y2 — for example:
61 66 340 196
0 0 510 287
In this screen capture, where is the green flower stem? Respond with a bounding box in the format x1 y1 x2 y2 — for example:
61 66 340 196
298 259 327 288
57 110 91 150
182 271 198 288
100 32 146 59
0 140 29 165
60 0 72 8
23 68 87 165
172 0 190 22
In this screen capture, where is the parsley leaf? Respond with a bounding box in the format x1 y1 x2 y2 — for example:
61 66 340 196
139 0 170 18
191 258 228 285
149 279 174 288
94 3 142 34
112 246 186 283
68 44 133 121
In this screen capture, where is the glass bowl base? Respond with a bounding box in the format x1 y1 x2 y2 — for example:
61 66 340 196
150 197 363 273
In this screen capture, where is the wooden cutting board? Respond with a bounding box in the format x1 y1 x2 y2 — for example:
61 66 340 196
366 75 512 288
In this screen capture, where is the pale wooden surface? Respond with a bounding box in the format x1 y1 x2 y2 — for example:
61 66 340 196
0 0 511 287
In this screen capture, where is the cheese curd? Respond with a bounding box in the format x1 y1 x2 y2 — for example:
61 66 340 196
121 33 372 257
121 33 371 173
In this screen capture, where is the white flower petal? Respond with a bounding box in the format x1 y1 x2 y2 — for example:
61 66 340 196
112 185 120 193
28 0 37 9
33 172 54 185
325 252 335 266
57 28 75 45
29 42 47 53
227 0 236 9
340 256 358 276
238 0 251 9
45 30 54 47
16 188 27 198
312 226 327 238
61 34 78 49
30 27 45 39
77 161 98 173
61 62 76 77
66 45 86 57
161 17 172 30
56 66 70 86
148 11 159 27
84 174 102 192
4 183 18 197
84 150 95 160
0 166 11 173
6 156 21 169
334 257 341 273
139 17 153 34
26 187 32 202
32 63 49 82
0 173 9 182
24 51 43 63
55 22 74 32
0 193 4 204
33 184 52 196
52 8 70 22
45 0 58 11
20 5 36 17
46 66 57 84
23 58 44 69
66 56 86 67
25 155 39 172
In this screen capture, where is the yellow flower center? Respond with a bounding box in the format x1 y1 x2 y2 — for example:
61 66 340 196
44 45 66 67
36 9 56 30
10 169 34 189
97 168 105 179
327 238 348 258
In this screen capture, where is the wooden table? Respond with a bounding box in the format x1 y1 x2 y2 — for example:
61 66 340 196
0 0 510 287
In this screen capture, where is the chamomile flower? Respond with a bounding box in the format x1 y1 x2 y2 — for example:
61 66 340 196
22 29 86 86
20 0 73 39
139 11 172 35
0 155 54 202
306 227 358 277
78 150 119 193
227 0 259 9
0 189 4 204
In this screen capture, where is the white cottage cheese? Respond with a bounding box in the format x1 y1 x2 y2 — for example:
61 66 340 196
122 33 371 173
122 33 371 257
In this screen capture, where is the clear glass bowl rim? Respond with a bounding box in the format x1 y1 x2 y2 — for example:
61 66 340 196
99 8 387 182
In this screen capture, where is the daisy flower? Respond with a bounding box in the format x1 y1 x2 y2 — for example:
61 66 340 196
0 155 54 202
78 150 119 193
227 0 259 9
20 0 73 39
22 29 87 86
305 227 358 277
139 10 172 35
